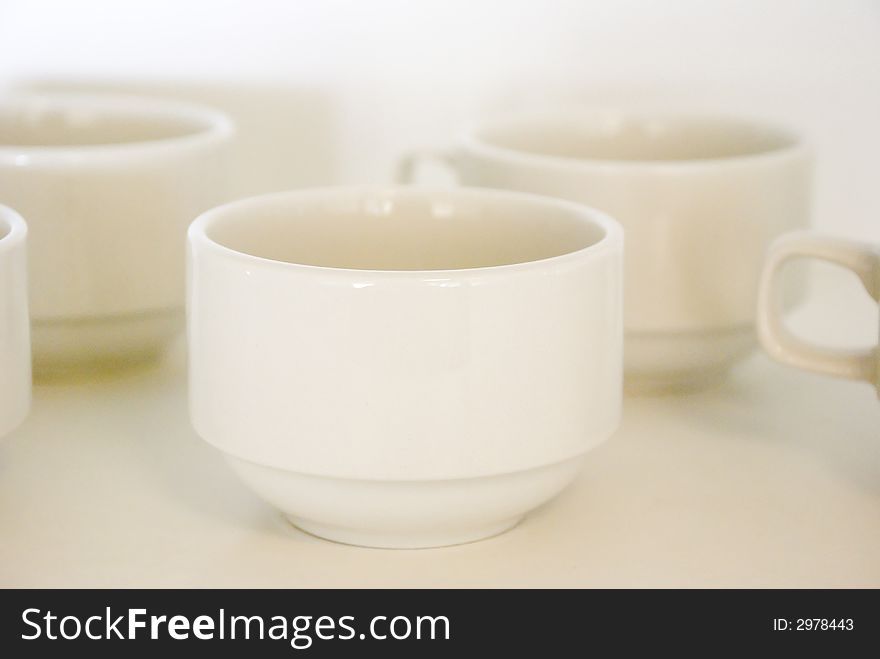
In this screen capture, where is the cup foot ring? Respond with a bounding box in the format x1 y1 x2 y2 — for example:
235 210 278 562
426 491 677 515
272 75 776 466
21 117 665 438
285 515 523 549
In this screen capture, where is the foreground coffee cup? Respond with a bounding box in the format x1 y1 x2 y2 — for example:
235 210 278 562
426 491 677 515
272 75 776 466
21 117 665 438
400 111 811 391
758 232 880 395
0 93 232 375
188 186 623 548
0 205 30 437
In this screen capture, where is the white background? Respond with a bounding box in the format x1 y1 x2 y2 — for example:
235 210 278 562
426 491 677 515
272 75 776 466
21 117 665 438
1 0 878 238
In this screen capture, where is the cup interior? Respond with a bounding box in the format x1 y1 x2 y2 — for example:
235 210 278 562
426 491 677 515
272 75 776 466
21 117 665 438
0 97 219 147
473 113 799 162
203 189 608 271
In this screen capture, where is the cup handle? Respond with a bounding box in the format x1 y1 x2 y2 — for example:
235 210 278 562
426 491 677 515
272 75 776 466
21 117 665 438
757 231 880 388
395 148 459 184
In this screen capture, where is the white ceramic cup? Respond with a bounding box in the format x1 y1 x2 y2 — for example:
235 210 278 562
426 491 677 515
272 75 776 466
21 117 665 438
188 186 623 548
758 232 880 395
399 111 811 391
16 79 337 198
0 93 232 375
0 205 30 438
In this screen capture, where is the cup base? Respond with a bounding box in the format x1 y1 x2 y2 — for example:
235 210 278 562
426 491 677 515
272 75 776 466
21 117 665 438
286 515 522 550
624 325 754 394
224 453 586 549
31 309 182 380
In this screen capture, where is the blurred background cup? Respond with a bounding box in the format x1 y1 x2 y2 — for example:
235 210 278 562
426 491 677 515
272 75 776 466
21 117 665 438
0 92 232 377
15 79 339 199
0 205 30 437
399 111 811 391
188 186 623 548
758 232 880 395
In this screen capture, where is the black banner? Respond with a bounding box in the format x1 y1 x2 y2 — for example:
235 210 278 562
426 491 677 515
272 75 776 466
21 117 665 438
0 589 874 655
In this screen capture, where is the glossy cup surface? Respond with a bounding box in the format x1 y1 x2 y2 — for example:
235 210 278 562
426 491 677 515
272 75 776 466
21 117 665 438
0 205 30 437
188 186 623 546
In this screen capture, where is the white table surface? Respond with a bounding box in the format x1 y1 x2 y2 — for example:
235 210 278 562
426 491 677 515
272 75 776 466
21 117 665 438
2 265 878 588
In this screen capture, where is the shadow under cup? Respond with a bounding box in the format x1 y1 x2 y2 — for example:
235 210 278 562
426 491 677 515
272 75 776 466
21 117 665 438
0 93 232 377
188 187 623 548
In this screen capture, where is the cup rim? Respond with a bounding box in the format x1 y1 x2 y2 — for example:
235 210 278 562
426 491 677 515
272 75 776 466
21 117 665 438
0 91 234 164
458 109 808 171
0 205 27 255
189 185 623 278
